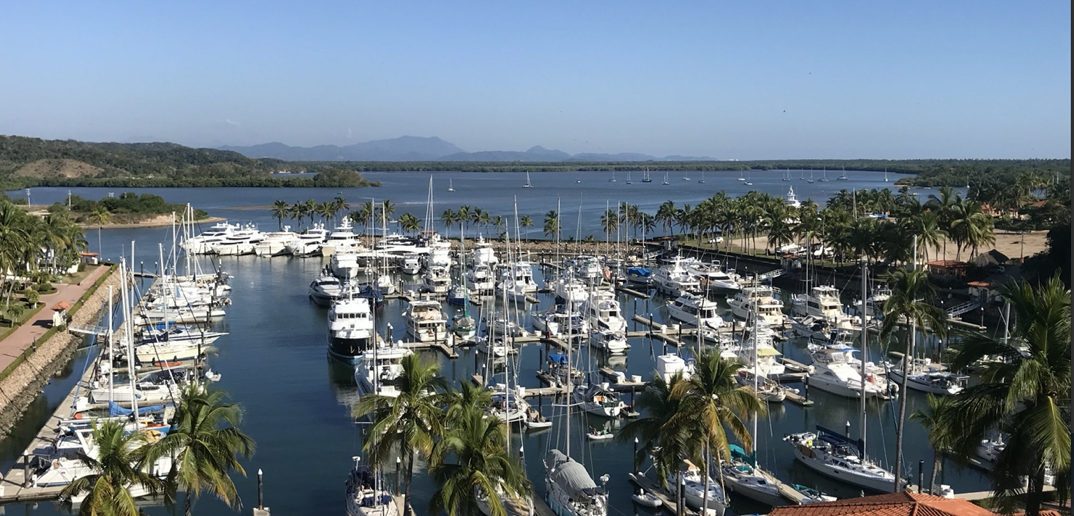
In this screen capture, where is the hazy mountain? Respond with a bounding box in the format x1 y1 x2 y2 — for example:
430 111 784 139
220 136 465 161
221 136 716 162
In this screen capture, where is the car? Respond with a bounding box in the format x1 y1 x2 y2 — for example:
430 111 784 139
707 237 723 244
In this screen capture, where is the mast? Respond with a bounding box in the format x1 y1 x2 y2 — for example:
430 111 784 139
751 299 759 465
107 286 114 405
859 261 868 460
565 262 573 459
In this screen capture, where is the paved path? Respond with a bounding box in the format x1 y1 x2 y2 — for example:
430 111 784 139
0 265 109 372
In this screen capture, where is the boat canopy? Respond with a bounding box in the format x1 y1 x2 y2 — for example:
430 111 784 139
729 443 755 467
626 267 651 277
108 402 165 417
548 353 569 365
546 450 604 498
816 425 865 453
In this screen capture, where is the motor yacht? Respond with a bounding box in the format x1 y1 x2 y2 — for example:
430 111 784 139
589 330 629 354
886 355 967 395
398 255 422 275
330 253 364 280
791 285 855 327
550 276 589 305
807 348 891 398
785 427 904 493
652 256 700 296
785 186 802 209
253 227 298 257
321 219 363 256
582 289 627 332
309 273 345 307
403 299 447 342
211 224 263 256
655 353 695 380
666 293 725 330
421 265 451 295
181 221 236 255
283 223 330 256
684 259 741 292
470 236 498 267
327 292 375 363
729 285 784 326
354 345 413 398
467 263 496 295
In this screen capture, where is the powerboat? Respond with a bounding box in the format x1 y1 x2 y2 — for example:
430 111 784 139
346 458 398 516
886 355 967 395
421 265 451 295
181 221 236 255
283 223 330 256
720 445 785 507
588 330 629 354
655 353 695 380
807 348 891 398
572 383 624 418
666 293 725 330
785 426 904 492
354 345 413 398
330 253 363 280
785 186 801 209
728 285 784 327
582 290 627 333
327 292 375 364
211 224 263 256
684 259 741 292
652 256 700 296
403 299 447 342
467 264 496 295
253 228 298 257
321 219 363 256
666 460 729 515
309 273 345 307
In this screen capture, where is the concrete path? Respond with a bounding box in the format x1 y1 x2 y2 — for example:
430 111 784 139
0 265 109 372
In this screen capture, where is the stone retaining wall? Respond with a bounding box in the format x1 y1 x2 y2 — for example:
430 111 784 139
0 269 122 440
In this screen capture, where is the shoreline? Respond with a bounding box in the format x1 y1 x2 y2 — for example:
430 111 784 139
78 215 226 230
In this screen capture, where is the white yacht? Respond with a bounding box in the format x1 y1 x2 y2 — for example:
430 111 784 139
133 339 206 363
543 450 608 516
283 223 330 256
399 255 422 275
211 224 263 256
568 255 604 284
582 290 626 333
467 263 496 295
550 276 589 305
886 355 967 395
729 285 784 325
330 252 364 280
532 303 589 339
588 330 629 354
684 260 741 292
666 293 725 330
807 348 890 398
321 219 363 256
652 257 700 296
309 273 345 307
655 353 695 380
181 221 236 255
136 325 226 347
421 265 451 295
488 389 530 424
785 427 904 493
721 447 785 507
327 293 375 364
737 331 786 378
403 299 447 342
785 186 802 209
354 345 413 398
346 459 398 516
572 383 624 418
666 461 729 515
253 228 298 257
792 285 859 330
791 315 835 341
500 261 538 296
471 236 498 267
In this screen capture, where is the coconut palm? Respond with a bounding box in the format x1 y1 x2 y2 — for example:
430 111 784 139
945 276 1070 515
317 201 334 225
144 384 255 516
59 420 164 516
440 209 457 236
398 213 421 234
519 215 533 240
670 352 765 508
618 373 693 487
0 202 35 310
270 200 289 230
910 394 957 495
880 267 948 491
428 398 530 516
926 187 960 259
380 199 396 219
655 201 677 236
542 210 559 239
353 353 451 516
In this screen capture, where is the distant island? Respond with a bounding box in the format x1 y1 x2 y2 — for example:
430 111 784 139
17 192 219 229
1 134 1068 189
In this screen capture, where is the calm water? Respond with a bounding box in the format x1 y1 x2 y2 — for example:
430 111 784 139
2 173 987 516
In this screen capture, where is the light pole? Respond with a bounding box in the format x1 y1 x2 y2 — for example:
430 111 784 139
633 437 639 474
395 456 401 495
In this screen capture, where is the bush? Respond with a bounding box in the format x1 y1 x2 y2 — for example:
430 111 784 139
25 290 39 306
35 282 53 292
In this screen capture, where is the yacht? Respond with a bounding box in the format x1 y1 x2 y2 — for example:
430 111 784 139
791 315 835 341
403 299 447 342
728 286 784 327
330 252 364 280
488 389 530 424
665 293 725 330
532 303 589 339
666 461 729 515
354 345 413 398
807 348 890 398
499 261 538 299
320 219 362 256
327 292 375 363
582 290 626 333
652 257 700 296
737 331 786 378
567 255 604 284
133 339 207 363
543 450 608 516
684 260 741 292
550 276 589 305
886 355 967 395
181 221 236 255
211 224 263 256
346 458 398 516
522 171 532 188
785 427 904 492
467 263 496 295
721 445 785 507
421 265 451 295
136 324 226 347
88 370 180 404
471 236 498 267
791 285 851 322
253 228 298 257
624 266 652 288
588 330 629 354
785 186 802 209
283 223 330 256
655 353 695 380
399 255 422 275
308 274 345 307
572 383 625 417
427 240 452 269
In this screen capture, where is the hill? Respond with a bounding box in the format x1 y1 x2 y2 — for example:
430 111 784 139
0 135 378 188
221 136 465 161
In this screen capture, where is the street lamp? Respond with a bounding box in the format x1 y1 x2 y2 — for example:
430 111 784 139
633 437 639 474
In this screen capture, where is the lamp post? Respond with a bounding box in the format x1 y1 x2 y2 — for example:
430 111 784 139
633 437 639 474
395 456 401 495
257 469 264 509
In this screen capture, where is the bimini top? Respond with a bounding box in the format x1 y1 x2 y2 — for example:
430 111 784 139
548 353 569 365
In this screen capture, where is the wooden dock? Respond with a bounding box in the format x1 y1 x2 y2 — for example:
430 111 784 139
473 374 568 398
615 286 650 298
397 340 459 359
627 472 698 516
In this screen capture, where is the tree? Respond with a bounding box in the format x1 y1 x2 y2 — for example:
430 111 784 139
143 384 255 516
618 373 693 487
519 215 533 240
670 352 764 508
655 201 677 236
946 276 1070 515
910 394 957 495
440 209 457 237
353 354 451 516
270 200 289 230
59 420 164 516
398 213 421 234
880 268 948 491
428 392 530 516
542 210 559 240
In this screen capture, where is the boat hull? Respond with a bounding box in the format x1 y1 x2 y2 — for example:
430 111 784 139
792 446 898 492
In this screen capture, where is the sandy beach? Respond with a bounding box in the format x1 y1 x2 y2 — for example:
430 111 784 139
78 215 226 230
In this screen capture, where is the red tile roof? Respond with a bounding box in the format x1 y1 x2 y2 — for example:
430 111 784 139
768 492 997 516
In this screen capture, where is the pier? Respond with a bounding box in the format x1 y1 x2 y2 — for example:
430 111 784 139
627 472 699 516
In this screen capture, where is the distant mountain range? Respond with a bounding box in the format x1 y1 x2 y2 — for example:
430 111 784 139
220 137 717 162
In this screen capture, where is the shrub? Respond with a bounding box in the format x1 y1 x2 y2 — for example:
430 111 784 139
25 290 39 306
35 282 53 292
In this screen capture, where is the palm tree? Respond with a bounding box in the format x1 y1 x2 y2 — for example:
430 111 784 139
910 394 956 495
911 211 944 265
946 276 1070 515
926 187 960 259
270 200 289 230
0 202 34 311
289 202 304 229
333 195 350 218
670 352 764 507
398 213 421 234
380 199 396 219
655 201 677 236
354 354 451 516
441 209 457 237
59 420 164 516
317 201 334 225
880 267 948 491
519 215 533 240
600 209 618 238
428 398 530 516
618 373 693 487
542 210 559 239
144 384 256 516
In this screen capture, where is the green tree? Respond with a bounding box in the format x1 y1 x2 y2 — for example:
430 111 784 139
618 373 693 487
542 210 559 240
655 201 677 236
144 384 255 516
910 394 957 496
519 215 533 240
270 200 289 230
398 213 421 234
59 420 164 516
879 268 948 491
353 354 451 516
947 276 1071 515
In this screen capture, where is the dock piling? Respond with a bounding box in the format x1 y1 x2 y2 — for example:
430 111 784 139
918 460 924 493
257 468 263 509
22 453 29 488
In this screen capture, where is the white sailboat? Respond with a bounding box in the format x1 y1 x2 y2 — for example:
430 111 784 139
837 167 848 181
884 168 889 182
523 171 532 188
609 171 616 183
698 171 705 184
661 171 670 185
625 171 632 185
743 171 753 186
448 179 455 192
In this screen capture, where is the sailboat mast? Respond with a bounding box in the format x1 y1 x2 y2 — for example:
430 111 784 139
107 286 114 405
752 300 759 455
859 261 868 460
565 267 572 459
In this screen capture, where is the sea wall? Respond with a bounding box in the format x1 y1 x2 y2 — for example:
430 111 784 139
0 267 119 440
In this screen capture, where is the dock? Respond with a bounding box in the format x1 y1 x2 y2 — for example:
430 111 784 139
397 340 459 359
627 472 699 516
615 285 650 298
472 374 568 398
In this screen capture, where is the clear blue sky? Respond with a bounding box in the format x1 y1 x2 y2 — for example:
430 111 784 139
1 1 1069 159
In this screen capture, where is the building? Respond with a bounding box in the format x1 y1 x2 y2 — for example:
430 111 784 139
767 492 1062 516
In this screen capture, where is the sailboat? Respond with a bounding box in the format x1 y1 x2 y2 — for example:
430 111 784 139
884 169 889 182
782 168 791 182
448 179 455 192
641 168 653 183
625 171 633 185
743 172 753 186
682 171 691 181
737 171 746 181
662 172 670 185
837 167 848 181
609 171 616 183
799 169 805 181
523 171 532 188
819 167 830 182
698 171 705 184
807 170 815 184
543 298 609 516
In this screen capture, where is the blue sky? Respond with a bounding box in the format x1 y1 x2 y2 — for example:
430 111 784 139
1 1 1069 159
